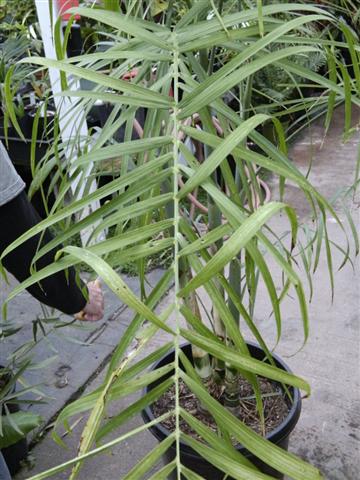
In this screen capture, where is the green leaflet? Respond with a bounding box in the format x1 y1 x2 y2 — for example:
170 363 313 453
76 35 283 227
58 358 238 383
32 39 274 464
0 412 42 449
178 47 320 118
67 6 171 49
57 90 171 109
179 202 292 297
122 434 175 480
0 154 172 262
96 377 174 442
180 329 310 395
181 467 206 480
182 373 322 480
70 136 172 168
61 247 174 335
181 434 274 480
20 57 172 108
53 365 174 449
179 223 233 258
178 115 269 198
180 14 327 92
176 4 329 42
27 413 173 480
147 461 177 480
180 408 256 470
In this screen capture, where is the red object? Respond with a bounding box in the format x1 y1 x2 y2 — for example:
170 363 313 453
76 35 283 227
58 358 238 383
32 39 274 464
122 68 139 81
57 0 80 21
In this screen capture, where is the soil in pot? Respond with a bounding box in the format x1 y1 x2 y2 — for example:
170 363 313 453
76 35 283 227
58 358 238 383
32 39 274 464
142 343 301 480
153 376 290 439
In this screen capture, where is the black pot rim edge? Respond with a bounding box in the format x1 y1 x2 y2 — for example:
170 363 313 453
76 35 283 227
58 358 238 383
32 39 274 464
142 341 302 457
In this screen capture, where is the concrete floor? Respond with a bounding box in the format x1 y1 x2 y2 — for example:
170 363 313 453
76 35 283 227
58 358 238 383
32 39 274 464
2 105 359 479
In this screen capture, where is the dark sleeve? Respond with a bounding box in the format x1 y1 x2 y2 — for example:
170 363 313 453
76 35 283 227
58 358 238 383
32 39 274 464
0 191 87 314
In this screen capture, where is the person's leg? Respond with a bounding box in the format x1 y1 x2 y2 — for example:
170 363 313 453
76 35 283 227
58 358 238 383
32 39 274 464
0 452 11 480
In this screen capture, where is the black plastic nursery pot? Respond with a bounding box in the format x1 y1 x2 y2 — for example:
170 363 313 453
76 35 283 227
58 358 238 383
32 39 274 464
142 343 302 480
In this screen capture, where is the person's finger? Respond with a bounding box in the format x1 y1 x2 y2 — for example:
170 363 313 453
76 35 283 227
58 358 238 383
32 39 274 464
75 311 86 321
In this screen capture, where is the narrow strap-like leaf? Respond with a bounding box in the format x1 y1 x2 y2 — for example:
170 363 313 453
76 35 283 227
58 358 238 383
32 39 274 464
30 413 173 480
96 377 174 442
0 154 172 262
180 329 310 395
21 57 173 107
179 202 289 297
147 461 177 480
67 6 171 50
122 434 175 480
178 115 269 198
181 433 274 480
180 408 256 469
181 373 322 480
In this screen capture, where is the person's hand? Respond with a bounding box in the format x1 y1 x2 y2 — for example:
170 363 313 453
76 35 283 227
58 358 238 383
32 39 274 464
75 279 104 322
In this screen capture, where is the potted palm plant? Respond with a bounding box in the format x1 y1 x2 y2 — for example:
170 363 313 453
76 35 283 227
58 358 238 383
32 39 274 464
2 2 359 479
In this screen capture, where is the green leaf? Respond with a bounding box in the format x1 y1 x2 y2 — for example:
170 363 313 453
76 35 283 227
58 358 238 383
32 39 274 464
65 50 173 63
181 466 206 480
178 115 269 198
61 247 174 335
103 0 120 12
180 408 256 470
96 378 173 442
178 47 320 118
121 343 174 384
147 461 176 479
181 373 322 480
179 202 291 297
29 413 173 480
0 154 172 262
180 329 310 395
109 365 174 401
57 90 171 109
53 365 174 438
257 0 264 37
4 66 25 141
338 61 352 140
107 270 174 371
278 58 360 108
176 4 329 41
181 433 274 480
324 48 337 133
20 57 172 108
0 412 42 448
123 434 175 480
179 223 233 258
91 193 173 237
68 6 171 50
340 24 360 94
72 136 172 169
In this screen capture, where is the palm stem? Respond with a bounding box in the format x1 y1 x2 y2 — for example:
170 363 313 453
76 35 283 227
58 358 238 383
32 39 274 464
224 256 242 409
179 261 212 383
208 199 225 383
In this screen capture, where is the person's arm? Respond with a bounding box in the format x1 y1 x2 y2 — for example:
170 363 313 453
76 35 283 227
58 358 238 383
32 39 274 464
0 191 94 316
